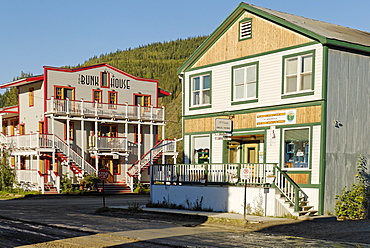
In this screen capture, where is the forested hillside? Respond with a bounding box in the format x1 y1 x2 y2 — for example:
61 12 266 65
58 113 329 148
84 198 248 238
1 36 208 140
77 36 208 139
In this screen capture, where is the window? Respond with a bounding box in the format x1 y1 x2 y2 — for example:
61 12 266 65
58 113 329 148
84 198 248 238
65 122 74 140
92 89 102 107
29 88 34 107
101 71 110 88
134 94 151 107
284 128 309 168
135 94 151 112
55 86 74 100
192 135 210 164
232 62 258 102
19 124 25 135
239 18 252 40
108 91 117 108
39 121 44 134
283 51 314 95
190 73 211 107
100 125 117 137
134 126 143 144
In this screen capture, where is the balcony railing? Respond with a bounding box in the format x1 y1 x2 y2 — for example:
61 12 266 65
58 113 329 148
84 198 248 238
152 163 276 185
46 98 165 121
89 136 127 151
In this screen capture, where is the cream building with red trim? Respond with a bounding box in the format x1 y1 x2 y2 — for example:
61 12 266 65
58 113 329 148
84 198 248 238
0 63 176 193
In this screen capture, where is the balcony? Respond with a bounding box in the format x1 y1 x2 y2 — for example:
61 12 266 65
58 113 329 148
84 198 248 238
88 136 127 152
46 98 165 121
6 134 128 153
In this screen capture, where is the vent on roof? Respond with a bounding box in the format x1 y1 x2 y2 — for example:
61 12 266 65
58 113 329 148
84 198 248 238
239 19 252 40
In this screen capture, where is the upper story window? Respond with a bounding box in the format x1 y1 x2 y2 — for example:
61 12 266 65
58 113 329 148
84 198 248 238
283 51 315 97
134 94 151 107
284 128 310 169
55 86 74 100
29 88 34 107
101 71 110 88
239 18 252 41
232 62 258 104
190 72 211 108
108 91 117 108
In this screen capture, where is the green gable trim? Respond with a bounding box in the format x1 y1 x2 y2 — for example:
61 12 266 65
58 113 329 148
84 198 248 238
184 100 323 120
325 39 370 54
177 2 327 74
183 42 319 74
177 7 245 74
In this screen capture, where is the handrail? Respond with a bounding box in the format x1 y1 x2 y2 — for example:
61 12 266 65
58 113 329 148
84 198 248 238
273 165 307 212
54 135 96 175
127 139 176 176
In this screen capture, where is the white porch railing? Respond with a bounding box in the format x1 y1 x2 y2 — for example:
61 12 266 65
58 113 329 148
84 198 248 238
88 136 127 151
8 133 96 176
46 98 165 121
152 163 276 184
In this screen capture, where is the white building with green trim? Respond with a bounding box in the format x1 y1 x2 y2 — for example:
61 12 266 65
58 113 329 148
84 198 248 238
151 2 370 216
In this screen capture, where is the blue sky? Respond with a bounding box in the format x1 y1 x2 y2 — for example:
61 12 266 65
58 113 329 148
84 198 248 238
0 0 369 85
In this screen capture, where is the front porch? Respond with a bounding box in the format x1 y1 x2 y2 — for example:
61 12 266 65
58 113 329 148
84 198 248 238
151 163 317 216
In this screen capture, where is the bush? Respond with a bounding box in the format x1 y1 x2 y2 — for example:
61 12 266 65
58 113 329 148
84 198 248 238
0 151 16 191
335 155 370 220
82 174 100 191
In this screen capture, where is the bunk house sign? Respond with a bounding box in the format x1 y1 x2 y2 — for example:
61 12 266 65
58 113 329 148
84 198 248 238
256 109 296 127
78 73 131 90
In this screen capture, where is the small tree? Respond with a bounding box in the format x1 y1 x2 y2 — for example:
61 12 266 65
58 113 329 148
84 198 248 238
0 150 16 191
335 155 370 220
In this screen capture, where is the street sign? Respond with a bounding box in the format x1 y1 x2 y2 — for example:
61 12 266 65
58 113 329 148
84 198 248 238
98 169 109 180
240 168 250 180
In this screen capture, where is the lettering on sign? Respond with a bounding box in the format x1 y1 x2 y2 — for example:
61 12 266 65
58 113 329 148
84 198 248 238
98 169 109 180
256 110 296 127
78 73 131 90
215 118 232 132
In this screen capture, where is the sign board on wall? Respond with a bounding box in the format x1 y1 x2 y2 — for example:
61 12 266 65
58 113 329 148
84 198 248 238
214 118 233 132
256 109 296 127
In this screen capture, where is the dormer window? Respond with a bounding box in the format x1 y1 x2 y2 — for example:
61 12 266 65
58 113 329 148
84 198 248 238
239 18 252 41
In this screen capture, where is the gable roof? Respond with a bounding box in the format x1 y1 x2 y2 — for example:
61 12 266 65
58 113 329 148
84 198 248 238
178 2 370 74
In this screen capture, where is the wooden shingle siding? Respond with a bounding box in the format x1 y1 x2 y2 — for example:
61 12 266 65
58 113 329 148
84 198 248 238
193 12 314 68
184 105 321 133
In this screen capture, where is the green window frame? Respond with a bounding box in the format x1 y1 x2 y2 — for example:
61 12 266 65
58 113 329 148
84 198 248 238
239 18 252 41
282 50 315 98
189 72 212 109
283 127 310 169
231 62 258 105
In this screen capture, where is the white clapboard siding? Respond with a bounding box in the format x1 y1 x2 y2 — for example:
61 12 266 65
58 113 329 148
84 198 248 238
310 125 321 184
184 43 323 117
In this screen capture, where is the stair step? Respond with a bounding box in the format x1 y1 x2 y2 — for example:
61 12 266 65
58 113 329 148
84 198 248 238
98 183 131 194
298 209 318 216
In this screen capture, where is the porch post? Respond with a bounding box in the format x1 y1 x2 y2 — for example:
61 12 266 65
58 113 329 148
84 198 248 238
138 122 141 181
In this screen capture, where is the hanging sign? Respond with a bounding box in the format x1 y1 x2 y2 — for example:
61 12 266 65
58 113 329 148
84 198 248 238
256 109 296 127
215 118 233 132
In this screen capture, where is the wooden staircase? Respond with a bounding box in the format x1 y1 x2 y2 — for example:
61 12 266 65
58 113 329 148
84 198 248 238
98 182 131 194
275 192 318 216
